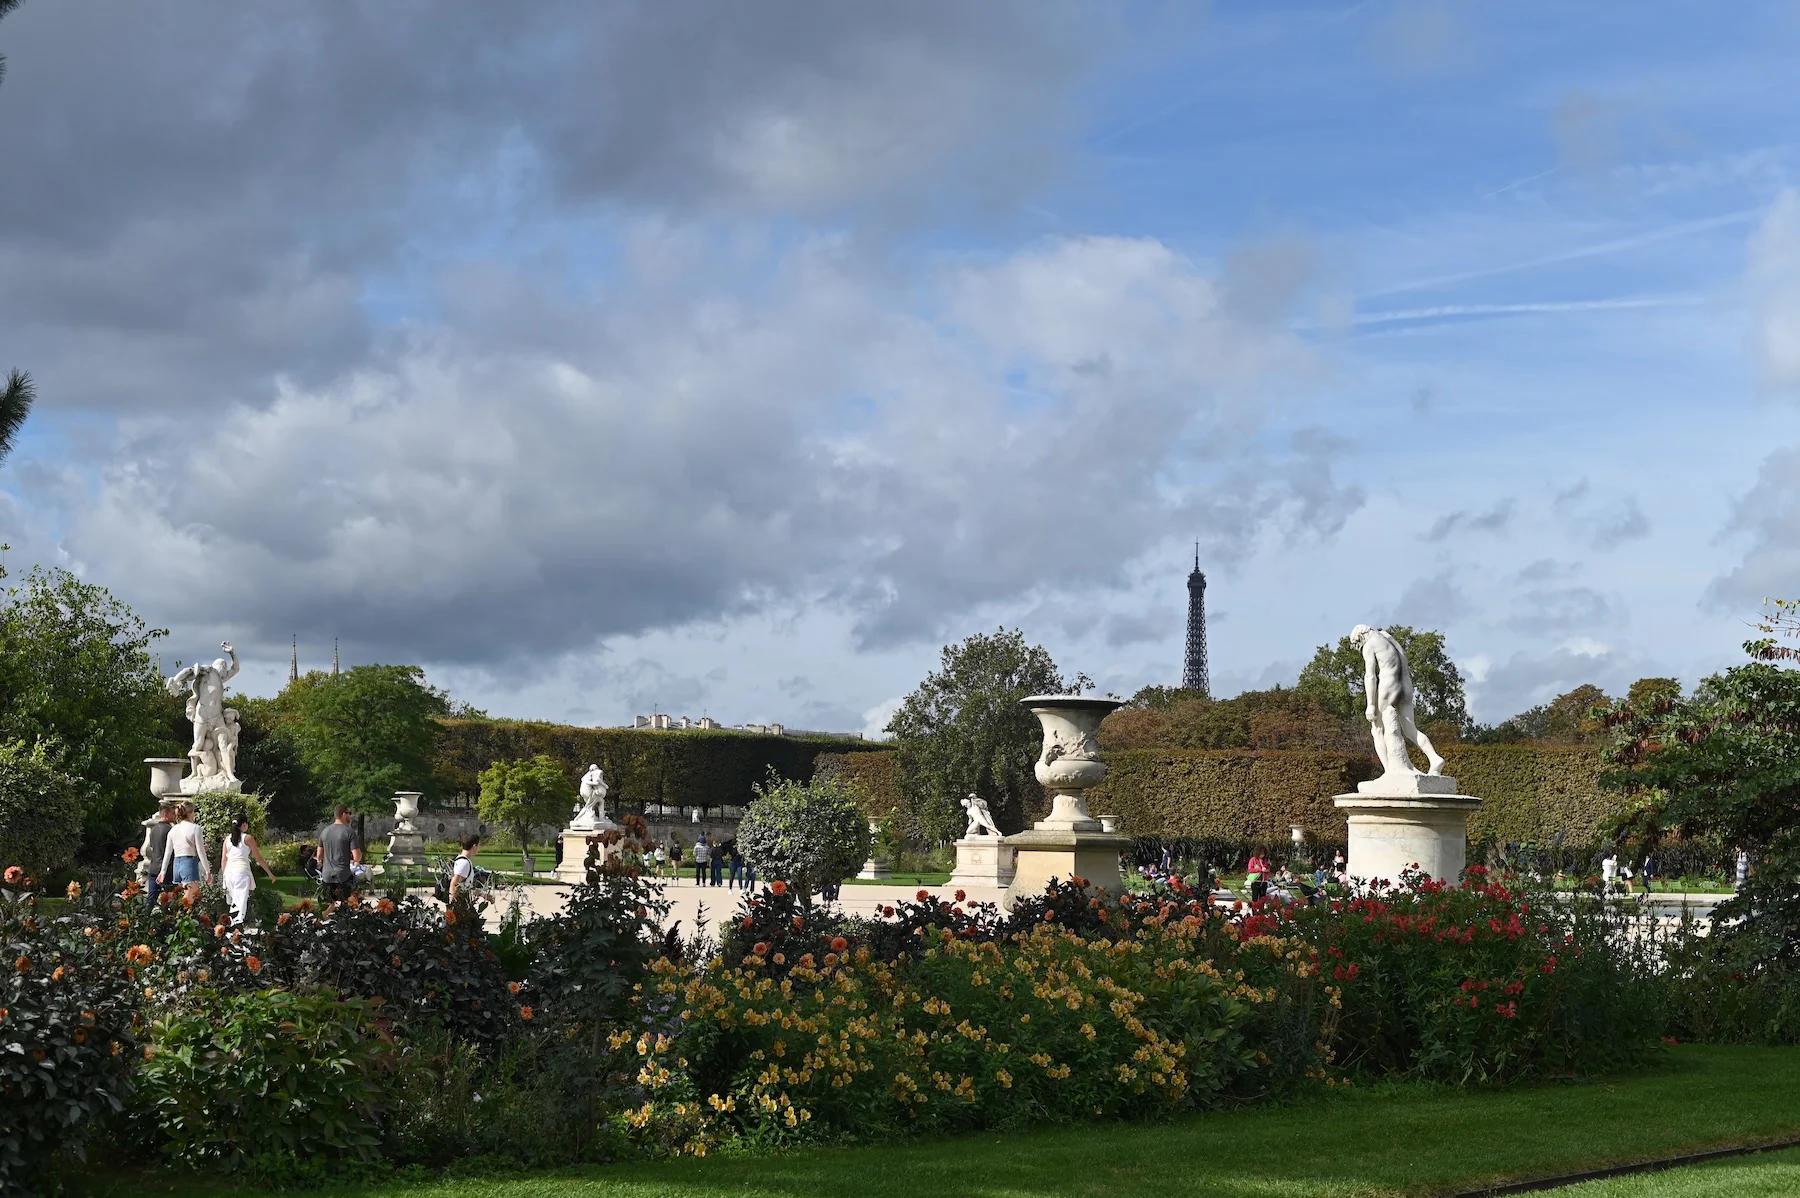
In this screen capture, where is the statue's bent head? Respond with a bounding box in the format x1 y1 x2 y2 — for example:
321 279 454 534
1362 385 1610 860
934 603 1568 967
1349 624 1374 646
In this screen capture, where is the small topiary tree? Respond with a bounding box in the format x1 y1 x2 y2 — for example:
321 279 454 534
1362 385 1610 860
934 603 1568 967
187 789 270 859
476 754 568 867
0 738 84 880
735 773 872 903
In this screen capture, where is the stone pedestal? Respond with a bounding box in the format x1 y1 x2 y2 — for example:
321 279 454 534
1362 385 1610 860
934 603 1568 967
556 818 620 882
857 819 891 880
948 837 1016 889
1334 773 1481 884
384 791 427 871
1003 828 1131 900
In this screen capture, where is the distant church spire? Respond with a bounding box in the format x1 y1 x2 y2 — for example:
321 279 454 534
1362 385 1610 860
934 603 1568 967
332 638 341 676
1182 545 1210 696
289 635 298 684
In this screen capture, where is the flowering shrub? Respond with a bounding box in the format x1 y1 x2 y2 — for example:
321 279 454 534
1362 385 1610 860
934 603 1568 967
1283 867 1662 1082
852 886 1005 963
719 881 851 978
135 987 394 1175
628 910 1332 1151
0 879 144 1192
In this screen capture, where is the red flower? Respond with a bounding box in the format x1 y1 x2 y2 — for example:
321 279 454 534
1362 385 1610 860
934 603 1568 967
124 944 153 966
741 917 755 929
769 880 789 896
519 1005 534 1021
1494 1001 1518 1020
752 942 770 956
2 866 22 885
121 847 140 864
829 936 848 952
244 955 263 975
917 889 930 902
954 889 967 902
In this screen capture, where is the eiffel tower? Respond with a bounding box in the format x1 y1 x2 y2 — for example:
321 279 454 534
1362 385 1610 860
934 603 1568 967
1182 545 1209 696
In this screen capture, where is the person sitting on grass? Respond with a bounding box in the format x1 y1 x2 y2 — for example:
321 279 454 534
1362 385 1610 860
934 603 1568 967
448 833 480 903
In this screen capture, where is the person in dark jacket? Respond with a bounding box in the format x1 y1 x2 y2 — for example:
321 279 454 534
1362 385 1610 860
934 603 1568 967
140 804 175 907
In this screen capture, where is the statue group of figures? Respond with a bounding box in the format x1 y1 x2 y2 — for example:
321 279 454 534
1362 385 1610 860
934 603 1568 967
165 642 241 792
570 763 610 829
961 792 1001 839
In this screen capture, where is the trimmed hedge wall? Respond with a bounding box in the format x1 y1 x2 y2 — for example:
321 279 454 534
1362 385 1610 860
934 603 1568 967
814 750 902 821
1443 744 1619 846
430 719 884 811
1079 744 1621 846
1085 750 1377 842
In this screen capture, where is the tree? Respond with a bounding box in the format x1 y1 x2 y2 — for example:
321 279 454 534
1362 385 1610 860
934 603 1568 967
0 566 173 844
0 370 32 470
1125 684 1203 711
735 773 871 903
1474 684 1610 745
886 628 1088 841
0 738 84 879
476 754 568 866
1601 604 1800 963
1296 625 1470 735
274 665 449 829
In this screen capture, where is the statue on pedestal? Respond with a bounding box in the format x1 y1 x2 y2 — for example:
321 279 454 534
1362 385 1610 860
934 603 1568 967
165 642 242 791
570 763 609 830
961 792 1001 838
1350 624 1445 779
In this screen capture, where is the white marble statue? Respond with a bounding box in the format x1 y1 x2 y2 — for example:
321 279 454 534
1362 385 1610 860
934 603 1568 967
1350 624 1446 779
165 642 241 789
570 763 609 829
961 792 1001 838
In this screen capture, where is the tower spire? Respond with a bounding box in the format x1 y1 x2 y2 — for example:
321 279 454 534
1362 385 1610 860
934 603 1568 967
289 635 298 684
332 638 340 676
1182 549 1210 697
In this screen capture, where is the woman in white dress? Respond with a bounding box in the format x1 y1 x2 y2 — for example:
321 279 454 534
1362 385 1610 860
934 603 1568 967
219 815 278 925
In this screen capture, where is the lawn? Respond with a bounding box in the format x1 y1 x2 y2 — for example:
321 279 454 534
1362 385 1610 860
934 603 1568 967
1555 1146 1800 1197
81 1045 1800 1198
846 871 951 887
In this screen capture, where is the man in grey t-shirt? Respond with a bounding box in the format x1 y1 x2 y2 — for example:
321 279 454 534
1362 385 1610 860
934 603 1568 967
319 806 361 901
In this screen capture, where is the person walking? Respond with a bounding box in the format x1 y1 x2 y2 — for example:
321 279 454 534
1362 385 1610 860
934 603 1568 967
448 834 481 903
741 852 757 891
140 804 175 908
1601 849 1619 895
218 815 277 925
726 843 742 888
156 804 211 902
693 835 711 886
709 842 724 887
318 807 362 902
1640 850 1658 896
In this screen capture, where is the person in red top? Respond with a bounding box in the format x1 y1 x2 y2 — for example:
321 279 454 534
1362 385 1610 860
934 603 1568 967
1246 851 1271 902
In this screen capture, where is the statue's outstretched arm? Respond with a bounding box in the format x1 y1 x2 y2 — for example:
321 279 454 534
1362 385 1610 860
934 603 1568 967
220 643 240 683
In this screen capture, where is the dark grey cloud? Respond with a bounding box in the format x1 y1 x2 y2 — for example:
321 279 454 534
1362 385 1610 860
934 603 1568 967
1424 498 1514 542
1513 557 1571 583
1389 571 1469 627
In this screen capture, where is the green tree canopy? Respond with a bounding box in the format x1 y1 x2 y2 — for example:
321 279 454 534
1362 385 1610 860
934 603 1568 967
1474 684 1611 745
886 628 1088 841
1602 607 1800 963
735 773 872 903
0 566 173 843
476 753 568 863
1296 625 1470 736
0 737 84 879
272 664 449 824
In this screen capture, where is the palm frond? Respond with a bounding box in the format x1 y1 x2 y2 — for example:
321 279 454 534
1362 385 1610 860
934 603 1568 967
0 368 36 465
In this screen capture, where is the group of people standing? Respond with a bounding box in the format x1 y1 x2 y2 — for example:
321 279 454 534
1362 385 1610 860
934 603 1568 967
139 802 277 923
661 835 757 890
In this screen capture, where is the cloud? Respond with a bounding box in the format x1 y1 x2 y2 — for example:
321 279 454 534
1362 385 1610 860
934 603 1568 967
1388 571 1468 627
25 230 1324 672
1507 586 1616 633
1550 481 1649 550
1708 445 1800 612
1424 499 1514 542
1748 189 1800 390
860 697 902 741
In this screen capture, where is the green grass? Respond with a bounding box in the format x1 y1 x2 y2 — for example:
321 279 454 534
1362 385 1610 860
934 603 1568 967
1552 1146 1800 1196
76 1045 1800 1198
846 871 952 887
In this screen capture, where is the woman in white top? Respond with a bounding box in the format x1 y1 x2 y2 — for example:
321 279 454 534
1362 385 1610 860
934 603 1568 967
219 815 278 925
156 804 212 901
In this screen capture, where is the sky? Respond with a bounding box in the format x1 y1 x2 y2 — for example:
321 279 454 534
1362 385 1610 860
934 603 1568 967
2 1 1797 736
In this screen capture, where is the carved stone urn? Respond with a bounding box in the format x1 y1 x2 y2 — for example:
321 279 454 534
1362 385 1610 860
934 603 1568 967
1003 694 1128 905
384 791 427 871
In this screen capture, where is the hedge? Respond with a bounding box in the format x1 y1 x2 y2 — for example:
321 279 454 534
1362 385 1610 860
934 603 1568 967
814 750 902 822
430 719 884 811
1079 744 1624 846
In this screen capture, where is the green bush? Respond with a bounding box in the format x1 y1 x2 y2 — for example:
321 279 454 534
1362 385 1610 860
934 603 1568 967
1442 745 1618 845
432 717 880 810
0 885 144 1192
186 789 270 858
736 774 872 901
0 738 85 880
260 839 302 875
135 987 393 1173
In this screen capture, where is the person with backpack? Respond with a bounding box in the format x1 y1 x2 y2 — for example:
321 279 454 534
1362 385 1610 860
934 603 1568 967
447 834 481 903
693 835 711 886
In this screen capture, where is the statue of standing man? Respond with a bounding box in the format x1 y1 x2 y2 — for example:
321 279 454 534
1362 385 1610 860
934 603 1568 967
166 642 241 789
1350 625 1445 780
